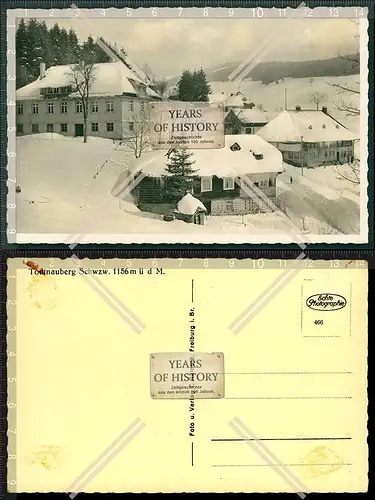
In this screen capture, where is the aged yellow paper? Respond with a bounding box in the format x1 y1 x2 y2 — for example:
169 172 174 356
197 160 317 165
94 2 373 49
7 258 368 493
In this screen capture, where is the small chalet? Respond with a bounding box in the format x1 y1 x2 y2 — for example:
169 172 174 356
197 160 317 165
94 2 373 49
257 105 359 168
174 193 207 224
129 135 284 216
225 107 268 135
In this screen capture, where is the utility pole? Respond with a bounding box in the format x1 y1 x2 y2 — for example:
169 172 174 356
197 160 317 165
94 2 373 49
300 136 304 176
284 87 287 110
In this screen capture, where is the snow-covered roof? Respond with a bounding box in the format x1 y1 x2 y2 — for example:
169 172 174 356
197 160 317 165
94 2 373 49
226 91 253 108
130 134 283 178
231 108 268 124
209 91 254 108
177 193 207 215
209 92 229 104
16 61 158 100
257 109 359 143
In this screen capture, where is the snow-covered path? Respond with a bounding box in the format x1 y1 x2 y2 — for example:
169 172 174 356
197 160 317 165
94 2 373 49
277 162 360 234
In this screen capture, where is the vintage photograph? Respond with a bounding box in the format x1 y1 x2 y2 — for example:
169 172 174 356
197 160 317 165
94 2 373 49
9 9 368 243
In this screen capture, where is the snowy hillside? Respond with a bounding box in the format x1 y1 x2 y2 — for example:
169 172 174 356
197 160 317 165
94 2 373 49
210 75 360 133
15 134 362 243
15 135 289 241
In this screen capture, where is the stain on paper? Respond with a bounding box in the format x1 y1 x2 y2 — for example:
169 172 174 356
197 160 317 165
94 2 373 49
301 445 344 478
24 260 58 310
28 445 61 470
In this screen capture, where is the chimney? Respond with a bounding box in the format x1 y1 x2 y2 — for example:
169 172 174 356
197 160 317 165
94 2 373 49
322 106 328 115
295 105 301 112
39 62 46 79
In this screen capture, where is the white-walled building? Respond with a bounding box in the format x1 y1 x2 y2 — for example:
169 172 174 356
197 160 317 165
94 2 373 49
257 105 359 167
16 61 161 139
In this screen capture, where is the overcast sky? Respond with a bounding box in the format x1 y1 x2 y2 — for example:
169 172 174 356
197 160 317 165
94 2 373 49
43 17 359 78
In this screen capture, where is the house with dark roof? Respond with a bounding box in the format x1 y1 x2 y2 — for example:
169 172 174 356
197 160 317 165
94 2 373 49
128 135 284 216
257 105 359 167
16 59 161 139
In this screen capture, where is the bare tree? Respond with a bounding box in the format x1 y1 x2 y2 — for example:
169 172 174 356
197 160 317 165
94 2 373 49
309 91 325 110
68 61 96 143
257 103 265 112
122 103 152 159
152 78 168 98
334 157 360 185
308 77 314 86
326 19 360 116
141 63 154 85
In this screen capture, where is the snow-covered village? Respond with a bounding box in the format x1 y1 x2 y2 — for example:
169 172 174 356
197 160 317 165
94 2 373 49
14 15 366 243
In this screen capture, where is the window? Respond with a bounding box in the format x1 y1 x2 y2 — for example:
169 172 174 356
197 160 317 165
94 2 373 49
259 179 268 188
223 177 234 190
17 124 24 133
268 178 273 187
47 102 54 114
32 123 39 133
106 122 114 132
60 123 68 133
230 142 241 151
129 122 134 132
325 151 328 157
32 102 39 114
245 127 252 134
47 124 54 132
254 181 259 188
17 102 23 115
91 122 99 132
53 88 59 94
106 99 114 112
61 86 72 94
294 152 300 159
140 101 144 112
47 87 53 94
61 101 68 114
76 101 83 113
91 100 99 113
201 176 212 192
288 151 293 158
129 100 134 112
225 200 234 213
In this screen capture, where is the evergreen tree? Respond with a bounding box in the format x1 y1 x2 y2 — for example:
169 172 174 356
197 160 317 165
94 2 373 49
16 18 30 88
15 19 110 89
38 21 53 67
176 68 211 102
177 70 194 101
193 68 211 101
163 149 197 201
58 28 70 64
49 23 61 65
25 18 43 81
67 28 80 63
81 35 110 64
